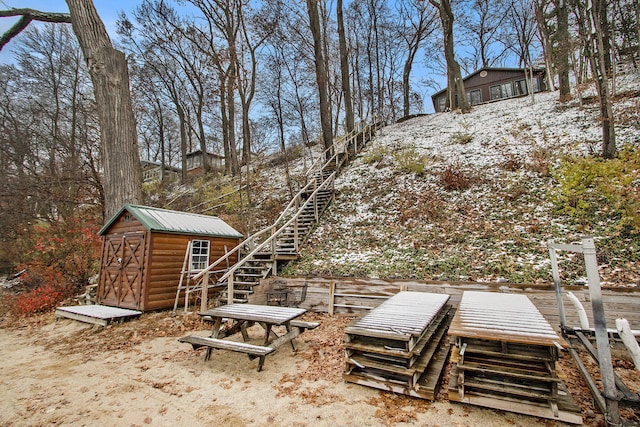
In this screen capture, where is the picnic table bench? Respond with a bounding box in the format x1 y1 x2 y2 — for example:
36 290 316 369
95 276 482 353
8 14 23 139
179 304 319 371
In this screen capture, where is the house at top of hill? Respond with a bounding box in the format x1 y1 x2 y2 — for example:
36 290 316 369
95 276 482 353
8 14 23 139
97 204 243 311
431 67 548 113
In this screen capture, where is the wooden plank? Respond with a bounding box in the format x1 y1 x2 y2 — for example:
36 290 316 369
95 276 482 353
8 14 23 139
289 320 320 330
346 292 449 341
200 304 305 325
449 366 583 425
178 335 275 356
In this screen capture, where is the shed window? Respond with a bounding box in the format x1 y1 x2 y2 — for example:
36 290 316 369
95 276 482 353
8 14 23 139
190 240 210 271
437 96 446 112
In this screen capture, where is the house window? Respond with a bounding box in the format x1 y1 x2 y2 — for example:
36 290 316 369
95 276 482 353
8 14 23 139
514 80 527 96
190 240 210 271
468 89 482 105
489 82 514 100
437 96 446 112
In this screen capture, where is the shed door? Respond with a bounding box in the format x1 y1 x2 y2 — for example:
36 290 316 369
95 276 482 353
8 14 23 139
99 233 145 309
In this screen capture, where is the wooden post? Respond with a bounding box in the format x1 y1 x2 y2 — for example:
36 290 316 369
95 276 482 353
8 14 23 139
201 271 209 312
228 275 234 305
328 281 336 316
582 236 621 426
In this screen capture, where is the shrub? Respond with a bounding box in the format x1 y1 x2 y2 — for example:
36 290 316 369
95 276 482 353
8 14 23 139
526 145 552 176
500 154 522 172
14 283 64 316
438 162 472 191
363 144 388 165
450 120 474 145
552 147 640 234
393 145 431 176
10 215 102 316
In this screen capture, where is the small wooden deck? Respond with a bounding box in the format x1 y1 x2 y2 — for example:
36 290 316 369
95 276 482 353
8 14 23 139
55 305 142 326
344 292 453 400
448 291 568 348
448 291 582 425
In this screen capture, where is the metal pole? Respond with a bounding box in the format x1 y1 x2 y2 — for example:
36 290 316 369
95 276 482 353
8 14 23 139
547 239 568 331
582 236 621 426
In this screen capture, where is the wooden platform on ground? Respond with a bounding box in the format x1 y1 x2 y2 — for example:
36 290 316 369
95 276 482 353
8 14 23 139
448 291 568 348
448 365 583 425
55 305 142 326
448 291 582 424
344 291 453 400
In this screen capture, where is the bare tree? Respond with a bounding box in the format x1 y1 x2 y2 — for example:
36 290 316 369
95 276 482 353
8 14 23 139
458 0 511 69
534 0 557 91
579 0 616 158
1 2 143 220
429 0 470 112
337 0 354 132
502 0 540 103
306 0 333 156
398 0 438 118
554 0 572 100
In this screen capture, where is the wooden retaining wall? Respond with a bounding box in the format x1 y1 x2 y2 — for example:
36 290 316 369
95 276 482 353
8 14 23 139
262 276 640 331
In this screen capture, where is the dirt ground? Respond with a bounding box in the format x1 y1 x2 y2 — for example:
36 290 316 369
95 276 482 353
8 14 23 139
0 311 638 427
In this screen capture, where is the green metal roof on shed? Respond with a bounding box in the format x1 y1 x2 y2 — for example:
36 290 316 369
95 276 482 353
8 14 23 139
99 204 244 238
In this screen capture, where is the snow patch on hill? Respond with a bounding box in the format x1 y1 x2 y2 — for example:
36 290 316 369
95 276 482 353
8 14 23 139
284 74 640 287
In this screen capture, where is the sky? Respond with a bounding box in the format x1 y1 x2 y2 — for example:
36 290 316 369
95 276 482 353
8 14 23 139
0 0 445 111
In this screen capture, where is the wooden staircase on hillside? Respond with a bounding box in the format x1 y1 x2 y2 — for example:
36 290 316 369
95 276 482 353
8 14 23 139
173 122 383 313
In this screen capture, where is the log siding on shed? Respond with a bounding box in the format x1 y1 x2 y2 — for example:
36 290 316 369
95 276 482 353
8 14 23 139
144 233 239 311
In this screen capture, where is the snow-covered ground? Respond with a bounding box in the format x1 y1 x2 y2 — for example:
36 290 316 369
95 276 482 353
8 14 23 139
282 73 640 287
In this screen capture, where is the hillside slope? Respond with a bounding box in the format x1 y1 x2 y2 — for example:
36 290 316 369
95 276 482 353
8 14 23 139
282 75 640 287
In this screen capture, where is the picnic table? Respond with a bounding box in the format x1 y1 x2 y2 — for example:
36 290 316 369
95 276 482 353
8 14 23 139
179 303 319 371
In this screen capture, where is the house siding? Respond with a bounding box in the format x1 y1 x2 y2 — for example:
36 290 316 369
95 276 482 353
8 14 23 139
432 68 546 112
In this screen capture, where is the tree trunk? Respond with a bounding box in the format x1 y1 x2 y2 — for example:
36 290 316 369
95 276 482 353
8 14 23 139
227 62 239 175
403 48 418 118
306 0 333 157
65 0 141 220
431 0 469 113
534 1 556 92
589 0 616 158
555 0 571 101
176 103 188 182
337 0 354 133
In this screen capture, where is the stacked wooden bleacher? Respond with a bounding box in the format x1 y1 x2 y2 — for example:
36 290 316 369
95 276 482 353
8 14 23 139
448 291 582 425
343 291 454 399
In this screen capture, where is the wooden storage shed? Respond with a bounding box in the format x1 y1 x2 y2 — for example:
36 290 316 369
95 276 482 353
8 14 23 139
97 204 243 311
